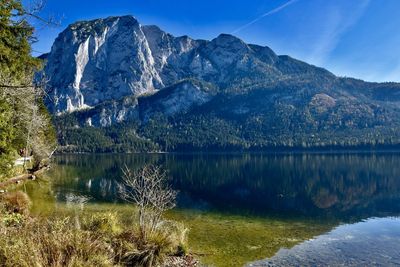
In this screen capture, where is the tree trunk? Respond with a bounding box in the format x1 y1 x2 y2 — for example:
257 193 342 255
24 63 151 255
0 166 48 189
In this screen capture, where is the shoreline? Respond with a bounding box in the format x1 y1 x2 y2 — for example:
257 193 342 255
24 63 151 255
53 148 400 156
0 166 49 190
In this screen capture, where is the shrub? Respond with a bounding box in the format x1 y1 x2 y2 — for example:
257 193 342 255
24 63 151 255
0 191 31 215
111 220 188 267
116 228 175 267
116 165 189 266
118 165 177 241
0 164 190 266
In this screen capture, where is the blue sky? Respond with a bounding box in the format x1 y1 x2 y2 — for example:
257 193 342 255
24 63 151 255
26 0 400 82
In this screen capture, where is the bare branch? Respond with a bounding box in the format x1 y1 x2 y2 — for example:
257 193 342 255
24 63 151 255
118 165 177 239
0 84 34 88
22 0 62 27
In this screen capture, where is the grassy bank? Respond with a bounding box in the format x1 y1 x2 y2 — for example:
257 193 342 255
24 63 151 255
0 190 193 267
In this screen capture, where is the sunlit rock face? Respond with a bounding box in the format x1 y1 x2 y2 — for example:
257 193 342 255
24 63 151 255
45 16 162 114
43 15 400 133
44 16 207 115
43 15 285 122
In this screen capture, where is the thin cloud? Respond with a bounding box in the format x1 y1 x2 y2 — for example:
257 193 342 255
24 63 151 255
308 0 370 65
231 0 299 34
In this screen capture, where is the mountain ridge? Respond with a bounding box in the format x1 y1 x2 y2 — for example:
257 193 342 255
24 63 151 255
42 15 400 152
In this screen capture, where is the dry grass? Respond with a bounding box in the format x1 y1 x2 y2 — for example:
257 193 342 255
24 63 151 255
111 220 188 267
0 191 31 215
81 212 122 236
0 217 114 267
0 200 189 267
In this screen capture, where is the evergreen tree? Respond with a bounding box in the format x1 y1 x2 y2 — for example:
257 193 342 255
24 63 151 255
0 0 56 178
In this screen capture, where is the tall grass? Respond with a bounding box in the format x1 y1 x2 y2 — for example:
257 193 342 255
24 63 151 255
0 217 114 267
0 193 189 267
113 221 188 267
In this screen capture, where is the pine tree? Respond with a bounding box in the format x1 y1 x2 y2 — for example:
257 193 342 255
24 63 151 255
0 0 40 84
0 0 55 178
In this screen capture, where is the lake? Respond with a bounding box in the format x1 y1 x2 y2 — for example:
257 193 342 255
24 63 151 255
26 153 400 266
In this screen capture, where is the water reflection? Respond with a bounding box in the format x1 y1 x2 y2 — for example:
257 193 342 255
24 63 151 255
48 153 400 221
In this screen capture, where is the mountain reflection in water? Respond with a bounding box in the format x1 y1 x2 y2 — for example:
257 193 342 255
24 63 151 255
49 153 400 221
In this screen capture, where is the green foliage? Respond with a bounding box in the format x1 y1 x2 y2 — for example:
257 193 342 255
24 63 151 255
0 0 41 82
0 0 56 176
0 100 15 177
37 98 57 148
0 100 14 153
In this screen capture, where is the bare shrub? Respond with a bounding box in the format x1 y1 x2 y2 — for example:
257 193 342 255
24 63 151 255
118 165 177 240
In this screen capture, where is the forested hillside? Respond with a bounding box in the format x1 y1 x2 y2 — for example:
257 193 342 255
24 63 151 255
54 78 400 153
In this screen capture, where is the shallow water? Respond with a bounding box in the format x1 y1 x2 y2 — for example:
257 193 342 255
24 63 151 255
249 217 400 266
26 153 400 266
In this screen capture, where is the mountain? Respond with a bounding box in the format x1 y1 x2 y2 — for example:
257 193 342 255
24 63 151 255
42 15 400 152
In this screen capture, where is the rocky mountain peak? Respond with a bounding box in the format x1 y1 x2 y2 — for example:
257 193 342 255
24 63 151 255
45 15 348 116
213 34 248 47
45 15 400 151
44 15 343 116
210 33 250 54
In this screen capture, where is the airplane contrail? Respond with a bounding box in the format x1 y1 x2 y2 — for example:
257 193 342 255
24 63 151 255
232 0 299 34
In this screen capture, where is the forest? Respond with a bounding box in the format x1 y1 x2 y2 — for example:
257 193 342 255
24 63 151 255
54 109 400 153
